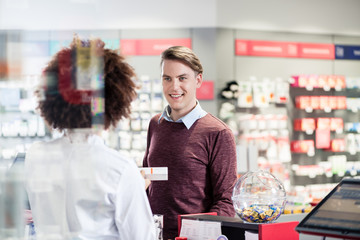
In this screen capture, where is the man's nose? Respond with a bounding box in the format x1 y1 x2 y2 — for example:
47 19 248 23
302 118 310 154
171 79 180 89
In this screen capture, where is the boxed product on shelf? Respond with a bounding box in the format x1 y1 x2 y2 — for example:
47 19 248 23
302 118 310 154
345 161 360 176
319 96 330 110
335 75 346 89
307 75 318 89
345 133 358 154
275 78 289 104
318 161 333 177
295 96 310 109
328 139 346 152
293 118 315 132
290 75 307 88
317 75 328 88
337 96 347 109
315 129 330 149
330 118 344 132
291 164 324 178
237 80 253 108
327 75 337 88
346 98 360 112
345 122 360 133
310 96 320 110
308 96 346 110
263 78 276 103
328 155 347 176
290 140 314 153
291 74 346 90
316 118 331 130
328 96 338 109
346 77 360 89
252 81 270 108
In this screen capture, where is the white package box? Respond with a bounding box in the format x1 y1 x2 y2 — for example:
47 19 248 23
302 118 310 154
139 167 168 181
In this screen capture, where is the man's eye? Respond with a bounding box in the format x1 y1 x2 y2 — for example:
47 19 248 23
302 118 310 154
163 77 171 81
179 77 186 81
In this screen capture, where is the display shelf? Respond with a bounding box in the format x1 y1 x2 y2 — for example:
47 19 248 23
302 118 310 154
112 77 166 166
288 75 360 194
218 75 360 204
218 78 291 188
0 80 52 164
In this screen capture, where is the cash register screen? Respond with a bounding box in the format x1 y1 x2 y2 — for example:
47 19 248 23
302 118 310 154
296 178 360 239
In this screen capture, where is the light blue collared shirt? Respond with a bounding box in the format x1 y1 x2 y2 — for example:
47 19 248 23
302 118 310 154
158 101 207 129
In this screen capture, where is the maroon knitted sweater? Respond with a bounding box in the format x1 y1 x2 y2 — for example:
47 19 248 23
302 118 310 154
143 113 237 240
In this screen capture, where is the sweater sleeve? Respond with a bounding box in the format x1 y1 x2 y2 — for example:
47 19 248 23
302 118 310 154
208 128 237 217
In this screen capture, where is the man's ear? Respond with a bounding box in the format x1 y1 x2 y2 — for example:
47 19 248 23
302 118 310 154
196 73 203 88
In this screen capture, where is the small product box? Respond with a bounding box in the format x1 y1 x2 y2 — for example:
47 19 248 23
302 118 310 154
315 129 331 149
275 78 289 104
317 75 328 88
335 75 346 89
237 81 253 108
291 140 314 153
296 96 310 109
337 96 347 109
329 139 346 152
319 96 330 110
346 98 359 112
291 75 309 88
327 75 337 88
139 167 168 181
253 81 270 108
308 75 318 89
316 118 331 130
330 118 344 131
310 96 320 110
328 96 338 109
298 75 308 87
293 118 315 132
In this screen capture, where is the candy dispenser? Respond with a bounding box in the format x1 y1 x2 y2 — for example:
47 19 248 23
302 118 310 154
232 170 286 223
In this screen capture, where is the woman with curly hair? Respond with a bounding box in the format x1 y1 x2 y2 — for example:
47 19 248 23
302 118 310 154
24 37 156 240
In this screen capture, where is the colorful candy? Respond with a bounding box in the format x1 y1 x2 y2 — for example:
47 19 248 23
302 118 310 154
235 204 283 223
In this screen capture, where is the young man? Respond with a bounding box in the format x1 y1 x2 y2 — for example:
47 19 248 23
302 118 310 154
143 46 237 239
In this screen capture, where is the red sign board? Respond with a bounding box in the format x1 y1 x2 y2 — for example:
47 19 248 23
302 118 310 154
196 81 214 100
236 40 298 58
235 39 335 59
298 43 334 59
120 38 192 56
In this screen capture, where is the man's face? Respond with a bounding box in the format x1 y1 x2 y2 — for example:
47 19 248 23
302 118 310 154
161 59 202 120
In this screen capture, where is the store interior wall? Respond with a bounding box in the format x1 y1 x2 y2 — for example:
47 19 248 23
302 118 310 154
1 0 360 36
4 28 360 117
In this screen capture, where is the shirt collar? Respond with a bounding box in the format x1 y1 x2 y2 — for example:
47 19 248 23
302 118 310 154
158 101 207 129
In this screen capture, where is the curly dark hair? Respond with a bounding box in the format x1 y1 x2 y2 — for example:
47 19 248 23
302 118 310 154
37 37 137 130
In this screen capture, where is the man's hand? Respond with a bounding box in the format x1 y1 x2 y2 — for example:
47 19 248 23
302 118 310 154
140 170 151 190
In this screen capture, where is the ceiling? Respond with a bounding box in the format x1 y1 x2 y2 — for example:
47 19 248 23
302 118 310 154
0 0 359 36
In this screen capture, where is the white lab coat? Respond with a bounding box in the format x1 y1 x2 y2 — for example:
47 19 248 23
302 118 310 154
25 130 156 240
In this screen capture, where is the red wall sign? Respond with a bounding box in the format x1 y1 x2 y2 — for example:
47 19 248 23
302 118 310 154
196 81 214 100
298 43 334 59
236 40 298 58
235 39 335 59
120 38 192 56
